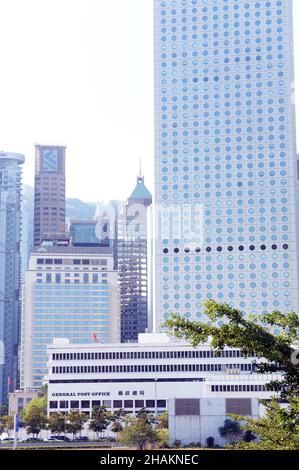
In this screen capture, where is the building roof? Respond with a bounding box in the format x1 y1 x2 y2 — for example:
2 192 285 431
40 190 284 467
129 177 152 202
0 152 25 164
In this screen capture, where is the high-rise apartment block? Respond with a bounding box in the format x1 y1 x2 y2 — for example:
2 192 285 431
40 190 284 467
21 245 120 388
154 0 299 329
34 145 66 246
0 152 25 406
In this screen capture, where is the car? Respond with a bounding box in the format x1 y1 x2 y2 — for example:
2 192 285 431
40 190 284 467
48 435 70 442
73 436 89 441
24 437 44 442
1 437 14 442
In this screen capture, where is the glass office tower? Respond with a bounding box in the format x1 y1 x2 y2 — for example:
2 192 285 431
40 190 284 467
0 152 24 406
154 0 299 329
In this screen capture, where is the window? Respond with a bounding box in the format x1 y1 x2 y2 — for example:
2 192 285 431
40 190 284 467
226 399 252 416
124 400 133 408
49 401 58 409
113 400 122 408
146 400 155 408
70 401 79 409
59 401 68 409
102 400 111 408
81 401 90 409
175 399 200 416
92 401 101 408
157 400 167 408
135 400 144 408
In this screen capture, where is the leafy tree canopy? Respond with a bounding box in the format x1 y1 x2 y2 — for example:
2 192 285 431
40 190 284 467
228 396 299 450
164 300 299 398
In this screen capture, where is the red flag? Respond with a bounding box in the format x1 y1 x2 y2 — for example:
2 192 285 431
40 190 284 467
92 333 98 343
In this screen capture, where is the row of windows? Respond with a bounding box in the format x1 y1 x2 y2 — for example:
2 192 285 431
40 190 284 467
52 349 246 361
36 258 108 266
52 363 254 375
37 273 108 285
211 384 267 392
49 399 167 410
163 244 289 253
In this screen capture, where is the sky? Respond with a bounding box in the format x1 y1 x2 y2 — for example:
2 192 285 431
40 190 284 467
0 0 298 202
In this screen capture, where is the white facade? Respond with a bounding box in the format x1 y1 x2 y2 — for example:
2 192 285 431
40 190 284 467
154 0 299 330
168 396 261 447
46 334 279 431
22 246 120 389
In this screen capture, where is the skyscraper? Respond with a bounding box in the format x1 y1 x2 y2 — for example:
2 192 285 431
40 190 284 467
34 145 66 246
154 0 299 329
119 176 153 342
0 152 25 406
21 245 120 388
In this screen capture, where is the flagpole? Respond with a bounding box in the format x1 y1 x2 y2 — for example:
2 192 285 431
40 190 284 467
13 413 19 450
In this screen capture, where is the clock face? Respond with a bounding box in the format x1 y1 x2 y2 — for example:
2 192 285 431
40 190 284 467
42 149 58 172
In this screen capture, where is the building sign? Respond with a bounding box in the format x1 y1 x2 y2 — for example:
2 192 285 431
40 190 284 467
42 149 59 172
51 392 111 398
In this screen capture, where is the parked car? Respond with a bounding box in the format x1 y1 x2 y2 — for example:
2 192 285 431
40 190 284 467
47 435 70 442
1 437 14 442
24 437 44 442
73 436 89 441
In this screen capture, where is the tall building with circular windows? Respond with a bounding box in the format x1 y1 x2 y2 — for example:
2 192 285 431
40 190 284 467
154 0 299 329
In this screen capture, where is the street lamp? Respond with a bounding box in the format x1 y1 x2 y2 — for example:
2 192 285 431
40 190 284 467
154 378 158 419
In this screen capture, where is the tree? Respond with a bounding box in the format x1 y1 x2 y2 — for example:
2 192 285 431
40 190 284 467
164 300 299 398
243 430 256 443
120 415 159 450
136 407 156 424
156 411 168 430
0 417 5 434
22 398 48 438
206 436 215 448
0 416 13 437
66 410 87 440
48 412 66 435
228 396 299 450
89 406 109 439
156 428 169 448
38 384 48 398
110 408 128 437
218 419 243 445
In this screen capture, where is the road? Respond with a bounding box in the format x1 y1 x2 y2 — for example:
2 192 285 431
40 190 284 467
0 441 119 449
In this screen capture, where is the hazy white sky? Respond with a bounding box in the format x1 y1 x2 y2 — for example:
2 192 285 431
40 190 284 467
0 0 298 202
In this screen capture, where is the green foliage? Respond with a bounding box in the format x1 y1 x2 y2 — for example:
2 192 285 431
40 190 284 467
136 407 156 424
48 412 66 435
23 396 47 416
37 384 48 398
164 300 299 398
156 411 169 430
0 416 13 435
228 396 299 450
156 428 169 448
110 408 128 435
88 406 109 438
206 436 215 448
219 419 243 444
22 398 48 437
120 412 159 450
243 430 256 443
66 410 87 439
